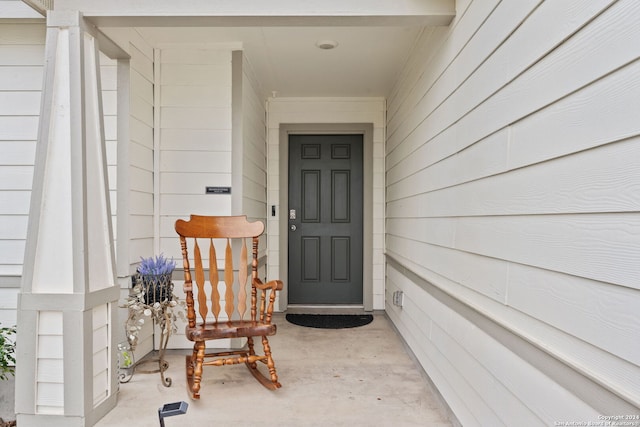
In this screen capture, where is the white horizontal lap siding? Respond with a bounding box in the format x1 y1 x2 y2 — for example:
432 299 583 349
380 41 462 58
386 0 640 424
0 23 43 277
387 264 600 425
119 35 156 358
101 53 118 257
0 288 18 325
241 52 267 221
158 47 232 261
234 53 272 308
92 304 109 406
0 2 42 19
128 39 155 269
36 311 64 414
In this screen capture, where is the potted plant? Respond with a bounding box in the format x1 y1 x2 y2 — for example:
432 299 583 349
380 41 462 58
121 255 185 351
137 254 176 305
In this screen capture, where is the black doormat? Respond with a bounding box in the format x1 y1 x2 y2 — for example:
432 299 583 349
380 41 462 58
285 314 373 329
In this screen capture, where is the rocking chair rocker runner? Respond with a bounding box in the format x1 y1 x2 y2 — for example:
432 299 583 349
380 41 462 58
175 215 283 398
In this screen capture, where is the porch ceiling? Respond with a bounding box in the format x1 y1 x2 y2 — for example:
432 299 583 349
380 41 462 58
104 25 428 98
87 0 455 98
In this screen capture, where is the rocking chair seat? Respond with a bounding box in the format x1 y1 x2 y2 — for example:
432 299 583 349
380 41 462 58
186 320 277 341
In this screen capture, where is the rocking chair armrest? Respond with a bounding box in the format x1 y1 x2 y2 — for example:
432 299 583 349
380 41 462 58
253 277 284 291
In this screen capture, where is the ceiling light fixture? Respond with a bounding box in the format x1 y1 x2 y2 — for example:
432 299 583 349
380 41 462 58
316 40 338 50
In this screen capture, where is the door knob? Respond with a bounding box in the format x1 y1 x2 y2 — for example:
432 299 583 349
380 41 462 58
290 224 297 231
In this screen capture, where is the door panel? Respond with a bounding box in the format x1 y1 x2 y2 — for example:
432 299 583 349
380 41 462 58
288 134 363 305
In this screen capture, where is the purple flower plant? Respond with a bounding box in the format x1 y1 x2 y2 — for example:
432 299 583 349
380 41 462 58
137 254 176 276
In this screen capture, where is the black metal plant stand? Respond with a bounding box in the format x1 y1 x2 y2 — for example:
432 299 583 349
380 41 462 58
119 275 175 387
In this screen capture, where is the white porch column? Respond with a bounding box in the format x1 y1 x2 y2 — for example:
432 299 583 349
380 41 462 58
16 10 119 427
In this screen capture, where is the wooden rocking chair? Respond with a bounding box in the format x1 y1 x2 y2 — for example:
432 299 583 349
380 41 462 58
175 215 283 399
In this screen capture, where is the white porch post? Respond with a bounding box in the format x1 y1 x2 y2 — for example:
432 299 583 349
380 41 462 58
16 10 119 427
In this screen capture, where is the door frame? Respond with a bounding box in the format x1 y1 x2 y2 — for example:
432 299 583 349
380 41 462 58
278 123 374 313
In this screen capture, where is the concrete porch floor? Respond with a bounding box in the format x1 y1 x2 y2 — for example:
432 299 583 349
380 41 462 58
96 313 454 427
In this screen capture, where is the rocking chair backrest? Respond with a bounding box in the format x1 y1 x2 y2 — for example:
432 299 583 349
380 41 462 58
175 215 265 327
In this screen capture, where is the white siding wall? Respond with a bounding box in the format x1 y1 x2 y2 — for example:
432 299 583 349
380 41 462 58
0 0 44 19
234 50 270 308
0 21 40 358
0 22 44 278
102 54 118 262
35 311 63 414
126 34 155 270
386 0 640 425
92 304 110 407
115 31 156 357
239 52 267 222
157 47 233 260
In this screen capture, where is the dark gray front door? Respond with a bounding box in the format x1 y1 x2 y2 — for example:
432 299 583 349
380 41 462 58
288 134 363 305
